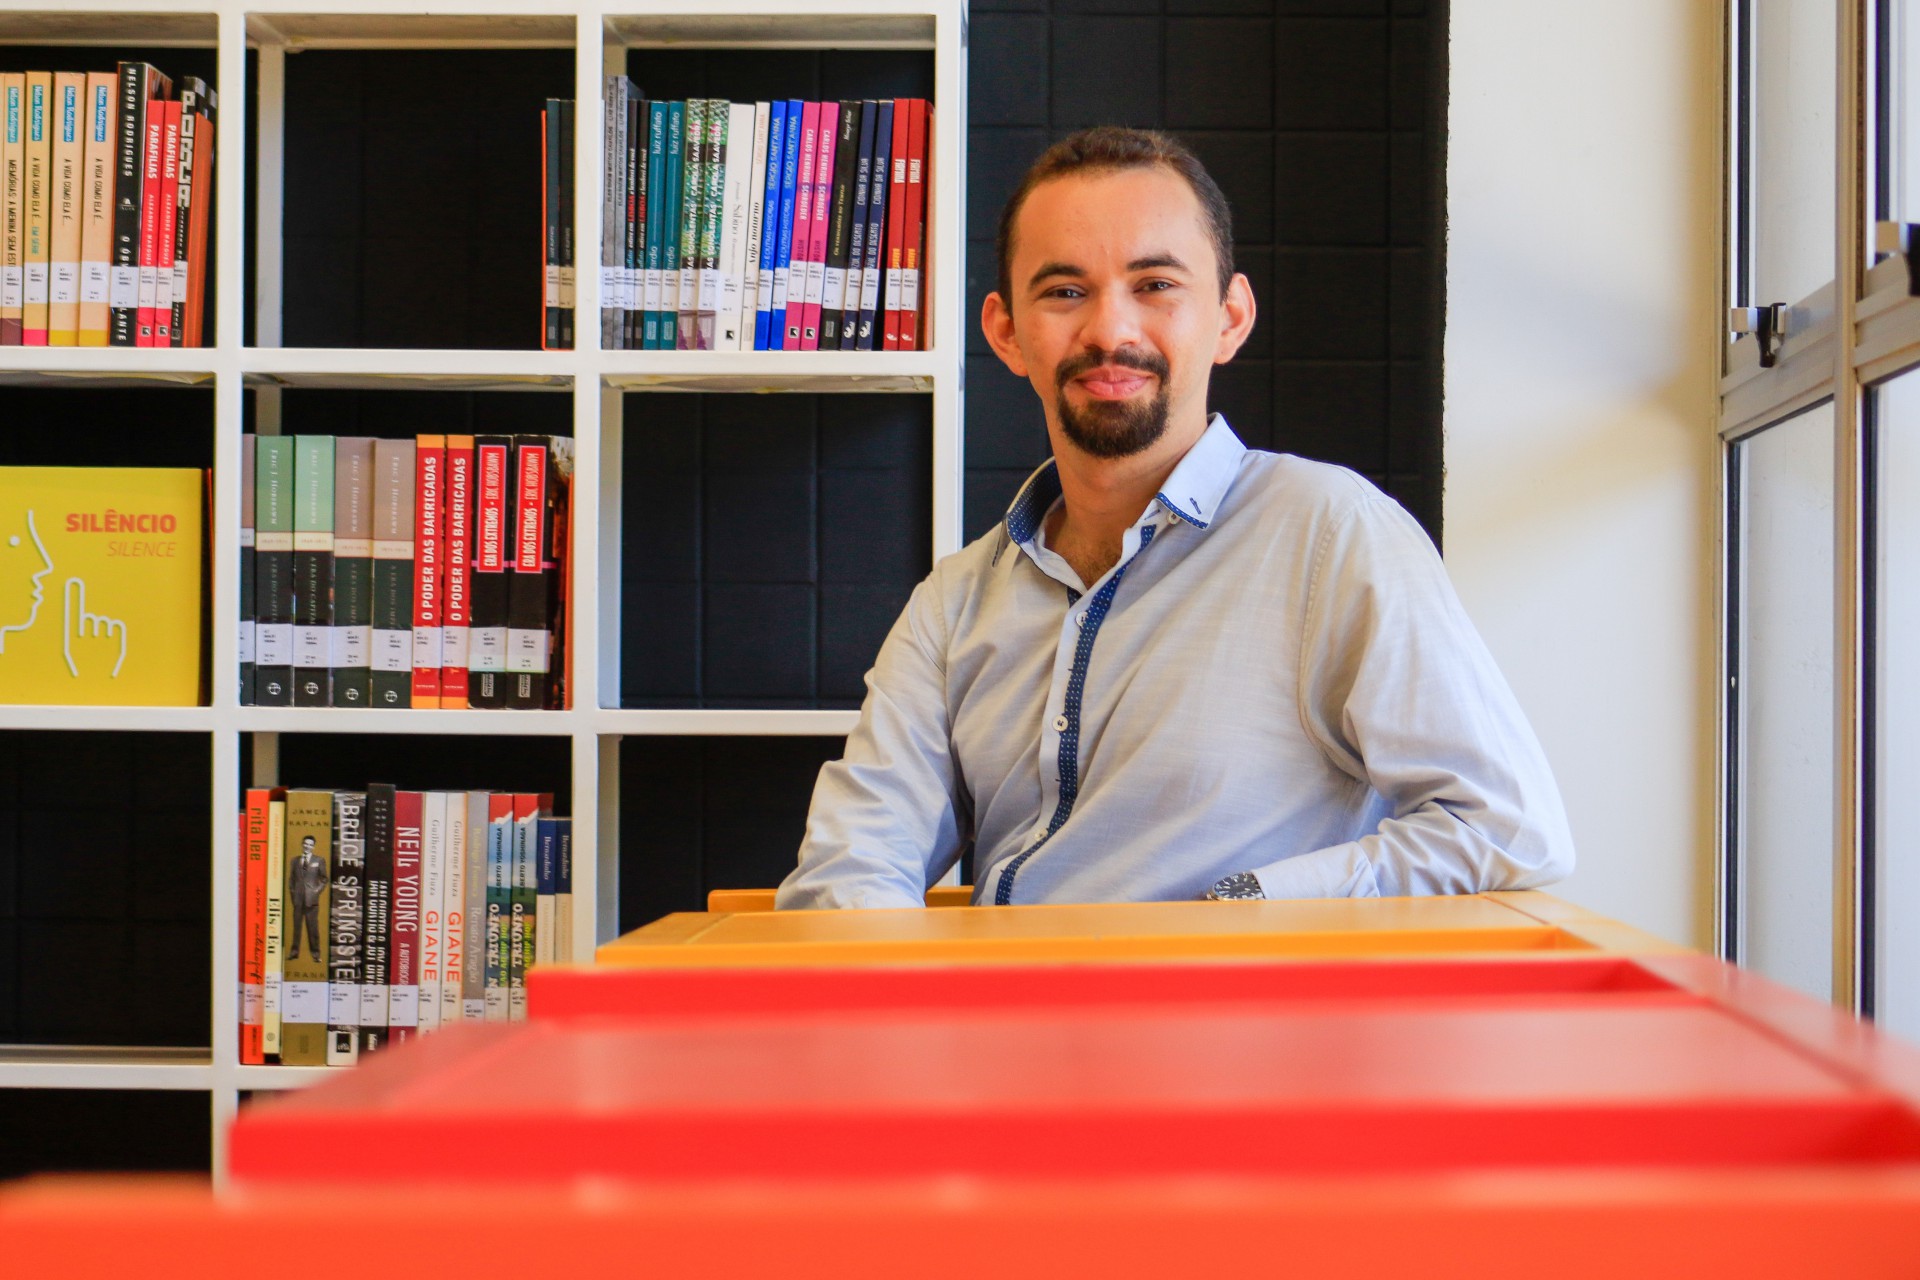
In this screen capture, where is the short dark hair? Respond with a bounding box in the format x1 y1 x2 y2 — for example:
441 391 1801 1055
995 127 1235 310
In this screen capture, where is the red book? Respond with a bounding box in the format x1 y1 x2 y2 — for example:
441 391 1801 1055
900 100 929 351
134 95 164 346
389 790 424 1045
241 789 271 1065
411 435 445 707
442 435 474 708
783 101 820 350
798 100 838 351
182 94 213 347
881 101 912 351
151 100 179 346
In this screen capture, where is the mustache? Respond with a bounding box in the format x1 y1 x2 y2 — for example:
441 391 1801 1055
1054 346 1169 391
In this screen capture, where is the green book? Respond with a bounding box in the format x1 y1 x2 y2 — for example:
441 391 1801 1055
253 436 294 706
696 99 727 350
656 100 684 351
676 98 704 350
291 435 334 707
331 437 375 707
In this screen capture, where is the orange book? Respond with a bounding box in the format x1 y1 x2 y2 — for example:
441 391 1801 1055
45 71 83 345
241 788 271 1065
76 71 115 345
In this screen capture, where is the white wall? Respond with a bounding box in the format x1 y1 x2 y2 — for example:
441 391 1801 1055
1445 0 1724 947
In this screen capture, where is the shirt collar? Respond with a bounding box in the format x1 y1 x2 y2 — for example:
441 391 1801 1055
1003 413 1247 547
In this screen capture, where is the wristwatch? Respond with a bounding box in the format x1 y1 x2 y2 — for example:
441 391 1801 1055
1205 871 1264 901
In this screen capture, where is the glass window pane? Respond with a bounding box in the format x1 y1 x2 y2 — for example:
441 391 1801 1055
1750 0 1836 306
1736 401 1836 1003
1876 374 1920 1036
1882 1 1920 224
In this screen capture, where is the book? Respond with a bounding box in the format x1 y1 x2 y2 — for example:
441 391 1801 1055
279 789 333 1067
740 101 771 350
411 435 444 708
442 435 473 708
839 100 878 351
358 782 394 1054
180 81 214 348
783 100 819 350
170 78 210 348
856 99 894 351
440 791 467 1028
369 438 415 708
675 98 703 350
505 436 550 710
133 80 163 346
542 101 560 350
468 435 511 708
716 101 754 350
559 98 574 350
696 98 727 350
46 71 83 346
820 99 860 349
799 100 840 351
262 788 287 1059
109 62 162 347
546 436 575 710
900 98 929 351
389 789 423 1045
326 790 366 1066
754 99 788 351
461 791 488 1020
330 437 375 708
23 71 50 345
643 99 667 349
150 98 179 346
553 816 573 964
1 74 21 344
417 790 446 1035
508 792 545 1021
241 788 271 1064
658 99 683 351
78 71 115 346
625 91 642 349
882 99 911 351
254 436 295 707
483 791 511 1021
291 435 334 708
534 814 558 968
239 435 256 704
602 75 624 351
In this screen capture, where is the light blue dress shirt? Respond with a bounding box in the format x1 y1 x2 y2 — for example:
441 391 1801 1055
777 415 1575 908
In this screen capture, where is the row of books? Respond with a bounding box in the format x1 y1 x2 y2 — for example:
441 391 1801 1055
1 63 215 348
548 89 932 353
242 786 572 1067
240 434 574 710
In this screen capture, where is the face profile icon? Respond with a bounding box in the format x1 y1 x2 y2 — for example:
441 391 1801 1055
0 509 55 655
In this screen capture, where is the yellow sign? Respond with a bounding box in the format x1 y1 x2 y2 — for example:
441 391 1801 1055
0 467 204 705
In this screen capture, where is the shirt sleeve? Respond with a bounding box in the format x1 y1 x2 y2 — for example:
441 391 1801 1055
1249 494 1576 900
775 573 967 909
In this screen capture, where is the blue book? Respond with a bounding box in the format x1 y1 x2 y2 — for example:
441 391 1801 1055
554 817 573 963
656 100 686 350
768 99 803 349
535 817 559 967
856 99 896 351
753 99 788 350
643 101 668 348
483 799 510 1022
839 100 879 350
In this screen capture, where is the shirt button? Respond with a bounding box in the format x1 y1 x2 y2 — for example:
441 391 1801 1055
1074 613 1085 628
1052 714 1069 732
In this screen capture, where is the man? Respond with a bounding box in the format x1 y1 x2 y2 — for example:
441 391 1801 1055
287 833 327 960
778 127 1573 908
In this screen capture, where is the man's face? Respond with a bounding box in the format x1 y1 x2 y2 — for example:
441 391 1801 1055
983 166 1254 463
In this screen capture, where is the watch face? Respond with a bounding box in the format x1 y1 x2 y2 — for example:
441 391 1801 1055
1206 871 1264 901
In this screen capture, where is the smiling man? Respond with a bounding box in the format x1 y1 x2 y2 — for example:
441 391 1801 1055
777 127 1574 908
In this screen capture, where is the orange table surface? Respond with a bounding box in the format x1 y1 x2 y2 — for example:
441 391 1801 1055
596 891 1682 968
11 1172 1920 1280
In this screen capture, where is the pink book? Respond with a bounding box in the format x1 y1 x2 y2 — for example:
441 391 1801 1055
798 101 838 351
783 101 821 350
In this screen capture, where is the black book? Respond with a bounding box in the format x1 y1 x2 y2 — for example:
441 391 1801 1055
626 93 643 351
109 61 159 348
469 435 514 709
855 99 895 351
358 783 395 1054
558 99 575 351
505 436 552 711
839 101 879 351
326 790 366 1066
170 76 212 348
544 101 562 350
239 435 255 704
369 438 415 709
253 435 294 706
819 100 862 348
331 437 376 707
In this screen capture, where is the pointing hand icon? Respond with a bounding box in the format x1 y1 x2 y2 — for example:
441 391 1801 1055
64 577 128 678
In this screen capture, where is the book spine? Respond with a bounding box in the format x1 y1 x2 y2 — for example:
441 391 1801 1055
739 102 770 350
253 435 295 706
505 436 550 710
182 86 214 347
820 100 860 349
857 99 894 351
442 435 473 708
544 437 575 710
239 434 255 704
389 790 422 1044
799 101 839 351
534 816 557 968
46 72 82 346
624 93 642 350
840 101 877 351
468 436 512 708
23 72 50 345
1 75 21 345
369 438 416 708
461 791 488 1020
151 99 179 346
508 793 542 1021
783 101 819 350
279 790 333 1067
674 99 702 351
416 790 446 1035
553 816 573 964
542 103 559 350
602 76 622 351
241 788 270 1064
358 783 394 1053
108 63 149 347
695 99 727 350
291 435 335 708
411 435 445 707
716 101 752 350
900 99 929 351
754 99 785 350
882 99 911 351
170 80 206 347
330 437 375 707
558 98 574 350
133 81 162 347
440 791 466 1028
643 101 667 349
483 793 511 1021
659 100 683 350
768 101 800 350
326 791 366 1067
77 72 114 345
263 789 287 1059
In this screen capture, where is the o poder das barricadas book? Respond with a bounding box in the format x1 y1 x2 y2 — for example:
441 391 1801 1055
0 466 204 704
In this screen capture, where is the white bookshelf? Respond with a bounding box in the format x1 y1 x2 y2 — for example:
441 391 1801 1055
0 0 966 1183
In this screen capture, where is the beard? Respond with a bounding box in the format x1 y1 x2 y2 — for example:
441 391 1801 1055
1052 346 1172 460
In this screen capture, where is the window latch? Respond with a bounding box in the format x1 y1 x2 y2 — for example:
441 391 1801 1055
1875 221 1920 294
1730 303 1789 367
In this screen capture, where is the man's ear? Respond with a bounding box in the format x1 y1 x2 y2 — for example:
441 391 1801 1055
1212 271 1257 366
981 290 1029 379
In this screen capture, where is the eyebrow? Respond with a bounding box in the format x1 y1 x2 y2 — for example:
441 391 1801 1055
1026 254 1194 291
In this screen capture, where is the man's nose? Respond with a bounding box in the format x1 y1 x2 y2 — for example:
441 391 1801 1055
1076 283 1147 353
